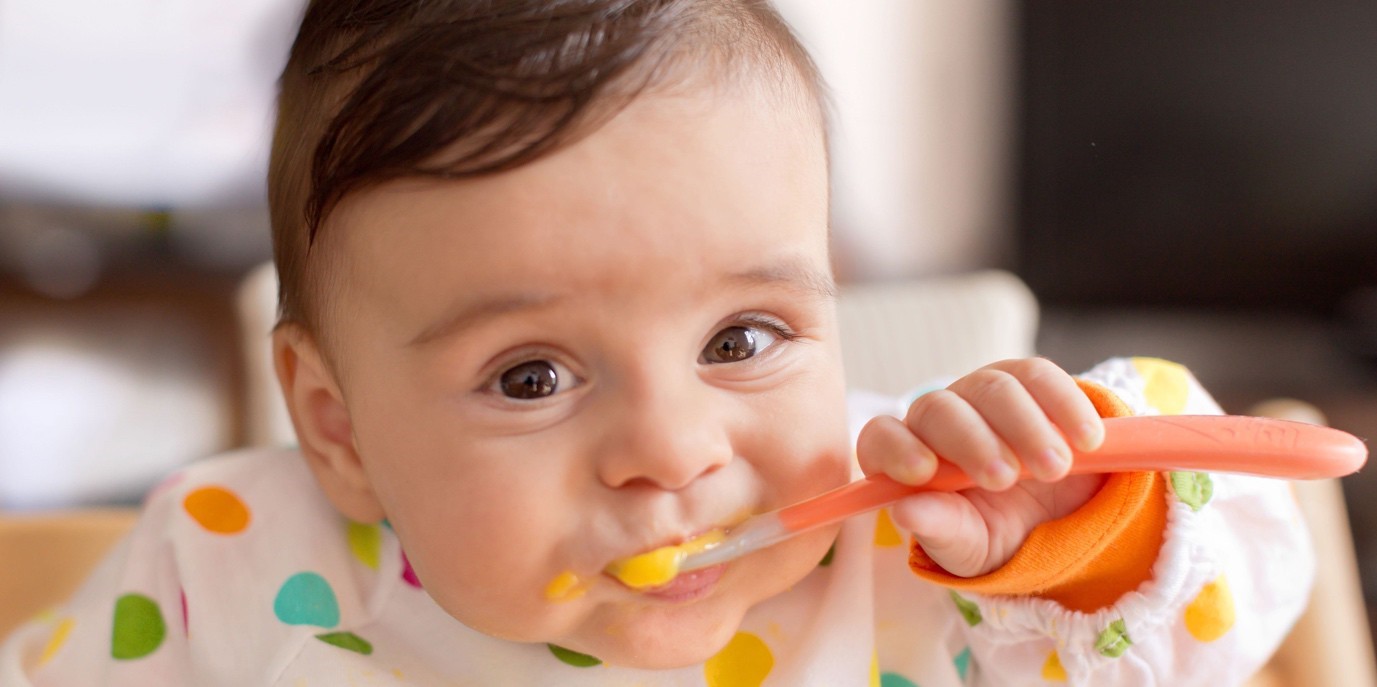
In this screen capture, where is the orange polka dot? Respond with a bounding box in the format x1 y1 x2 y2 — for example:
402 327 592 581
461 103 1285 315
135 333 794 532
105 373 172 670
183 486 250 534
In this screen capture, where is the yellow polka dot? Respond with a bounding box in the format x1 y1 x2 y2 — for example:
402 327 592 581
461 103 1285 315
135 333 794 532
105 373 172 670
1041 650 1067 682
183 486 251 534
704 632 774 687
347 522 381 569
1184 575 1235 642
1131 358 1191 415
874 509 903 547
38 617 74 666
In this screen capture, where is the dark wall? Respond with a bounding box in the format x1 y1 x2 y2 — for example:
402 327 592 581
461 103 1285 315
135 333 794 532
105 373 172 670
1017 1 1377 313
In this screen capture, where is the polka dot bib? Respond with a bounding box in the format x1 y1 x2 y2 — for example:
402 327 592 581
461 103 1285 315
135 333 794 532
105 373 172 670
3 359 1313 686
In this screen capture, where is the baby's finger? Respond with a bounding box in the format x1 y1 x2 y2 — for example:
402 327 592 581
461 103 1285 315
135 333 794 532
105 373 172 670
890 491 990 577
947 367 1073 482
986 358 1104 452
904 389 1020 491
856 415 938 485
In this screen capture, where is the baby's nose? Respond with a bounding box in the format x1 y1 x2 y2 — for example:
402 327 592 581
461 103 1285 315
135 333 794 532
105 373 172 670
593 385 733 491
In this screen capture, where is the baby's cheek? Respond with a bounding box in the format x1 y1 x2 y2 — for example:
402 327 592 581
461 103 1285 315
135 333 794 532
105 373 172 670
409 535 568 641
768 408 852 490
395 502 566 635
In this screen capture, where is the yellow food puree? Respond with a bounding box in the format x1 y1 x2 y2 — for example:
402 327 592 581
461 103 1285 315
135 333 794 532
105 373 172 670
544 570 587 601
603 529 726 589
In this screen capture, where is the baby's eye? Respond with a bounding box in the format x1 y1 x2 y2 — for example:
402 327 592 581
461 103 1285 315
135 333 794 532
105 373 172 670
496 360 563 400
701 325 779 364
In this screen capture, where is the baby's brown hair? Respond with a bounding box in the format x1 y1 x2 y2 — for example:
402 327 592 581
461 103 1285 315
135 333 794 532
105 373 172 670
268 0 825 341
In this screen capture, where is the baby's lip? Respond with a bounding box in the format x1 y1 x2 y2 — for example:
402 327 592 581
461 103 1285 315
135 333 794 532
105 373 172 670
602 527 731 590
638 563 725 602
608 520 740 566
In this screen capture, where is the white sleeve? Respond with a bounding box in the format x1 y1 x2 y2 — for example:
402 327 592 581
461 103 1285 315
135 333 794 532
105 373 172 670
955 357 1314 686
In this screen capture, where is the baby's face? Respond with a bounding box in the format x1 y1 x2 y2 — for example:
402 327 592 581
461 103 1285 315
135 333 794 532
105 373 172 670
325 77 850 668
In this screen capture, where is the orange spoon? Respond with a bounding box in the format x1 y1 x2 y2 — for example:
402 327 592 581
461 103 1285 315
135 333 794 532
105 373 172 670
673 415 1367 574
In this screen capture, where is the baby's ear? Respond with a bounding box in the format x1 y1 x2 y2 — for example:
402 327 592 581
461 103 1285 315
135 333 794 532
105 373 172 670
272 323 385 523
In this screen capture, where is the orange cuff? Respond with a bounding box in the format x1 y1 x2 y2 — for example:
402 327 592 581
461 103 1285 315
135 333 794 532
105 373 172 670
907 379 1168 613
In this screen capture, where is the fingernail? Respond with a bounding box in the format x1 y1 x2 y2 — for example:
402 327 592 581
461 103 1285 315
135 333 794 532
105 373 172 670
1079 421 1105 451
891 459 927 486
1038 447 1070 480
983 459 1018 489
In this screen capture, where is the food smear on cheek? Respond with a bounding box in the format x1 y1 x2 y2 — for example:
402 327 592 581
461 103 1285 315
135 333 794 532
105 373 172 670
603 529 726 590
544 571 588 602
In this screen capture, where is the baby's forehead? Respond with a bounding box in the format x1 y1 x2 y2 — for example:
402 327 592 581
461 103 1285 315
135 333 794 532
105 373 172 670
326 84 829 290
274 0 827 338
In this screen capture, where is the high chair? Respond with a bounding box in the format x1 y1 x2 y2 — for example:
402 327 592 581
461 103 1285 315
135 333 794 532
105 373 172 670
1 268 1372 687
0 509 138 635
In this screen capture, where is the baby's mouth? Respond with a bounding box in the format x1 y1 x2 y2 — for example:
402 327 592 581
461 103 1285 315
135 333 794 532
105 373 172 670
603 528 727 590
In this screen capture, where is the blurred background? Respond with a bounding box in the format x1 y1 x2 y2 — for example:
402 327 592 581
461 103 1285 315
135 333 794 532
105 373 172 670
1 0 1376 636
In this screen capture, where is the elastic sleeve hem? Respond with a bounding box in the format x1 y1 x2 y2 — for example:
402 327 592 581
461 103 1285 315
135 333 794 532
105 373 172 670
908 472 1166 612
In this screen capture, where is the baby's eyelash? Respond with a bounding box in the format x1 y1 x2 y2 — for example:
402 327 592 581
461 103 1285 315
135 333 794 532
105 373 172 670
733 313 801 341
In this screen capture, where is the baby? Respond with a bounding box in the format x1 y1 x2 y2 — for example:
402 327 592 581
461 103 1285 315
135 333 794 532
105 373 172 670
1 1 1311 685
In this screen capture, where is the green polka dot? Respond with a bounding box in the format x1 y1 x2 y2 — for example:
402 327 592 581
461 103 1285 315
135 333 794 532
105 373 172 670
1095 618 1133 658
880 672 920 687
818 543 836 567
111 594 166 660
316 631 373 655
273 572 340 628
1170 471 1214 511
347 522 382 569
949 591 982 627
953 647 971 680
548 643 601 667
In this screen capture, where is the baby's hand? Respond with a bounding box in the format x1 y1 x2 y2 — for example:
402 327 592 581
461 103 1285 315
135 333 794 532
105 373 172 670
855 358 1106 577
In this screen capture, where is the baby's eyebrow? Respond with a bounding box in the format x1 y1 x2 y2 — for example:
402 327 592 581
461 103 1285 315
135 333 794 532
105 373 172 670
408 259 834 348
728 258 838 301
408 292 561 348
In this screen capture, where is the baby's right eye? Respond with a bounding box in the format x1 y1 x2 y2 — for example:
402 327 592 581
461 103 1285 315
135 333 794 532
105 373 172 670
495 360 562 400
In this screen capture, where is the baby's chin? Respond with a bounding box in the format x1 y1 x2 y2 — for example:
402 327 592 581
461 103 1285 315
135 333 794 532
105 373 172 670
563 593 750 670
553 528 838 669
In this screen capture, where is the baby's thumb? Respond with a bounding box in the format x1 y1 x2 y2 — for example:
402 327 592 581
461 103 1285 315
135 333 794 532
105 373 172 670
891 492 991 578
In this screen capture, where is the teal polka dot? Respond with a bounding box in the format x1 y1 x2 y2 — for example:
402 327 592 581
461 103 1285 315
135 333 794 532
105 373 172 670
316 631 373 655
273 572 340 628
111 593 166 660
881 672 920 687
953 647 971 680
548 643 601 667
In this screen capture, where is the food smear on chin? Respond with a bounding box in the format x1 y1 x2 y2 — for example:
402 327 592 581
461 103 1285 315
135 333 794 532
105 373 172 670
604 529 726 589
544 570 587 602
